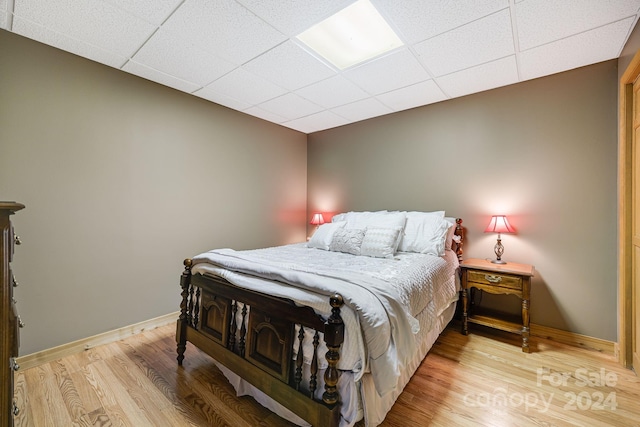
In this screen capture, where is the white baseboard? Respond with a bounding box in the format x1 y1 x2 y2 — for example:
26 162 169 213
16 311 179 371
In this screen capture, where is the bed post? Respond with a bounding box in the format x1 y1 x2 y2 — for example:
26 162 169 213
454 218 464 262
322 293 344 408
176 258 192 366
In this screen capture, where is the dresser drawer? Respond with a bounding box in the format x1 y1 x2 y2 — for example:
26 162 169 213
467 269 523 290
10 302 19 357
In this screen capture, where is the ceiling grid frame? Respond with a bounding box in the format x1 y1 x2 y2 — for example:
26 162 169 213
2 0 639 133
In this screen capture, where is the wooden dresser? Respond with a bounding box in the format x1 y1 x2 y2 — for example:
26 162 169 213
1 202 24 426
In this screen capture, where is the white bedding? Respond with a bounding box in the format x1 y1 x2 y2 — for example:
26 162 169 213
190 243 459 426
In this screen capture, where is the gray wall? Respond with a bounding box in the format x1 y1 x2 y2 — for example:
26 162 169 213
619 17 640 79
0 25 623 353
308 60 618 341
0 30 308 355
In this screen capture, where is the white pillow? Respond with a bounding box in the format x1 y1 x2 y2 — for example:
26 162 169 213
398 211 445 252
344 211 401 229
398 213 450 256
346 211 407 248
333 210 375 223
361 227 403 259
444 217 458 250
329 228 365 255
308 221 346 250
331 212 348 223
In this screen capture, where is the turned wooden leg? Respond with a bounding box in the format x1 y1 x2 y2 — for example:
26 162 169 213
176 320 187 365
461 288 469 335
522 298 530 353
176 259 192 365
323 294 344 407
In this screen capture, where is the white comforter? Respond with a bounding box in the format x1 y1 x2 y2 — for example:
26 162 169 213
191 243 458 397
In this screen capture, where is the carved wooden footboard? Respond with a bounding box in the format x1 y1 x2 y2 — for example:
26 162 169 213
176 259 345 427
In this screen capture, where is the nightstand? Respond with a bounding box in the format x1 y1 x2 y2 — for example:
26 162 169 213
460 258 535 353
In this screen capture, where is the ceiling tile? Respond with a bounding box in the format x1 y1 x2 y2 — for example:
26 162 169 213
244 106 288 124
295 76 369 109
373 0 508 44
436 56 519 98
283 111 349 133
331 98 393 122
132 29 236 87
414 9 514 77
205 68 288 106
258 93 324 121
519 18 634 81
13 0 156 57
236 0 354 36
6 0 640 133
122 60 201 93
160 0 287 65
516 0 640 51
104 0 181 26
343 48 431 95
244 40 336 91
12 17 128 68
194 87 252 111
0 0 7 29
376 80 447 111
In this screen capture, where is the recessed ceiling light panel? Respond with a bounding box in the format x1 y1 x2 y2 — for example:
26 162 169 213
296 0 404 70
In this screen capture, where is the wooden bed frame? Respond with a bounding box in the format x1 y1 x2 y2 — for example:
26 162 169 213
176 218 463 427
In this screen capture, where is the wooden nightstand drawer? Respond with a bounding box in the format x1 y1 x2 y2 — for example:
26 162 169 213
467 270 522 290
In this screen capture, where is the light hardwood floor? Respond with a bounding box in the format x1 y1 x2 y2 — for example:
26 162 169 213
14 322 640 427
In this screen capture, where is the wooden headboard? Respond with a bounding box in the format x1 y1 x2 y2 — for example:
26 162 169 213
453 218 464 261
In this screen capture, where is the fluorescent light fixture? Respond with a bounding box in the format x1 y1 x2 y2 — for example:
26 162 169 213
296 0 404 70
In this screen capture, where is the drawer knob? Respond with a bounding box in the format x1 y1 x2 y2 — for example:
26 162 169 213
485 274 502 283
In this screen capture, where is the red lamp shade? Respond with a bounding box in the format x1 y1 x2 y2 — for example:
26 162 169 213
484 215 515 234
310 213 325 226
484 215 515 264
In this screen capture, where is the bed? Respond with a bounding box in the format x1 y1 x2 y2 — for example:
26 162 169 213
176 211 464 427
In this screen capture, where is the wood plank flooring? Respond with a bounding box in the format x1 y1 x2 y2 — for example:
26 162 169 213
13 322 640 426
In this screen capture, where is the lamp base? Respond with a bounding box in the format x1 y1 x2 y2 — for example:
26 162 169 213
492 236 506 264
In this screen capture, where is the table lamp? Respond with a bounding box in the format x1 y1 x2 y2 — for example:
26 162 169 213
484 215 515 264
310 213 325 229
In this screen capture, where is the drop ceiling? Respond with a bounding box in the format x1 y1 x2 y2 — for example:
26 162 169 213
1 0 639 134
